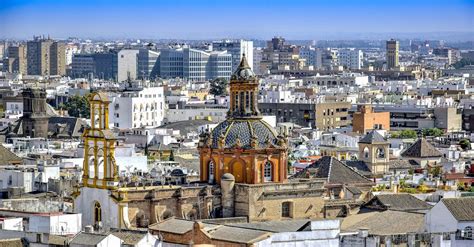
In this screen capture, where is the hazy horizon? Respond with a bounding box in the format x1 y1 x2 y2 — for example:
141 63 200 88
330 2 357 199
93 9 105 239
1 0 473 41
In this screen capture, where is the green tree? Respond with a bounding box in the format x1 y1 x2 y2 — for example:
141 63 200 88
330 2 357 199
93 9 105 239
397 130 418 139
169 149 175 161
390 131 400 138
60 95 90 118
422 128 444 137
453 58 474 69
209 78 229 96
430 166 442 177
459 139 471 150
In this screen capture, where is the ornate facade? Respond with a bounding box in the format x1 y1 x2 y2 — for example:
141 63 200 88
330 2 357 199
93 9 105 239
72 89 352 230
81 92 119 189
198 55 288 184
74 92 123 230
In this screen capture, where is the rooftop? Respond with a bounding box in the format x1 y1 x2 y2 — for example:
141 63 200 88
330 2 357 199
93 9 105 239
359 130 387 144
401 138 443 158
291 156 373 185
365 194 432 212
442 197 474 222
342 210 425 236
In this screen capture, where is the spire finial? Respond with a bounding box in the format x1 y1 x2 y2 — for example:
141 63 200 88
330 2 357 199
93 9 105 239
238 53 250 69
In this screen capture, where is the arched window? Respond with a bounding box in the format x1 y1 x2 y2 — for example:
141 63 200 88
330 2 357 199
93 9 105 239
465 226 473 239
376 148 385 158
94 201 101 224
97 158 104 179
363 147 369 159
97 149 105 179
264 161 273 182
88 155 95 179
208 160 215 183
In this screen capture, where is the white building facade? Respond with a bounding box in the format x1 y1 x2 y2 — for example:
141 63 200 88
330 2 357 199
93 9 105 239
29 213 82 235
117 49 140 82
159 47 232 81
109 86 165 129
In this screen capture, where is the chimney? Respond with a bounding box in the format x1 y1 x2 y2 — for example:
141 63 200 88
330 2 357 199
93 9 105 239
84 225 94 233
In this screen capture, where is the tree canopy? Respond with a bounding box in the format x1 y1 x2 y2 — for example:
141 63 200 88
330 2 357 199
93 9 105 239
60 95 90 118
422 128 444 137
453 58 474 69
459 139 471 151
391 130 418 139
209 78 229 96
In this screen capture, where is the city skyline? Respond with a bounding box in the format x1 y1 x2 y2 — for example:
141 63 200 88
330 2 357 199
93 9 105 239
1 0 473 40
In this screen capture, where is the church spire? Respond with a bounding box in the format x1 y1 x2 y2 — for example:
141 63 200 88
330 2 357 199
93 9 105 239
229 55 261 119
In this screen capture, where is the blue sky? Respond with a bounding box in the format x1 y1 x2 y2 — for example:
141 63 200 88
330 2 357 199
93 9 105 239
0 0 473 39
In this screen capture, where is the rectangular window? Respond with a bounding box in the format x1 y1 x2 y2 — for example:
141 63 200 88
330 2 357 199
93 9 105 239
282 202 292 218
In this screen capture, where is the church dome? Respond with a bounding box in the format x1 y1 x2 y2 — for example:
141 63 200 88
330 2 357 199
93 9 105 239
207 119 281 149
198 55 288 184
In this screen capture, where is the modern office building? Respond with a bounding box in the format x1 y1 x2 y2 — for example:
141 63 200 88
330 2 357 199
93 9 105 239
159 47 232 81
137 49 160 80
158 48 183 79
27 36 66 76
338 48 363 70
93 52 117 80
3 44 27 75
70 54 95 78
212 39 253 71
70 52 118 80
386 39 399 70
117 49 140 82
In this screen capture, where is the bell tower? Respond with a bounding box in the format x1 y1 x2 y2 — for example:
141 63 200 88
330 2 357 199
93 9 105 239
82 92 119 189
358 130 389 175
228 54 261 119
21 88 49 138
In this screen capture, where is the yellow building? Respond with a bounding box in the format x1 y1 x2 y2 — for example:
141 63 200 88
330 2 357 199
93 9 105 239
188 89 209 101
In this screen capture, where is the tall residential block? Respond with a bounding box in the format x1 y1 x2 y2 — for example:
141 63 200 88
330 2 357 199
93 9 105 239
4 44 27 75
27 37 66 76
338 48 363 70
386 39 399 70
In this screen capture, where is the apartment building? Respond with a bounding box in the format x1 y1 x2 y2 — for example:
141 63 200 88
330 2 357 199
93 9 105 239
27 37 66 76
109 86 165 129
